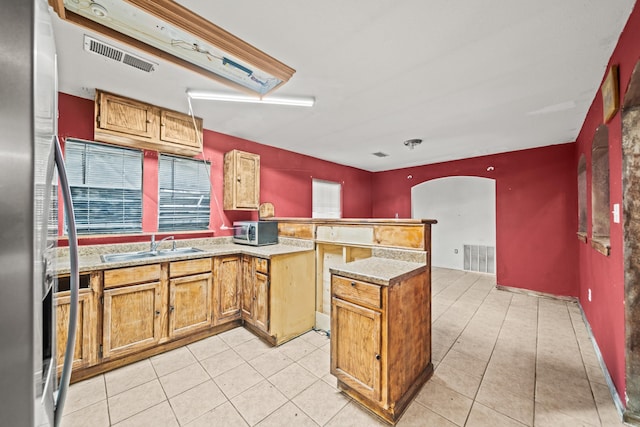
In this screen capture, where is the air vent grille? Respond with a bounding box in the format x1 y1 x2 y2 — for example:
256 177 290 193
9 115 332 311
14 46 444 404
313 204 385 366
372 152 389 157
89 39 123 61
123 54 155 72
83 35 156 73
463 244 495 274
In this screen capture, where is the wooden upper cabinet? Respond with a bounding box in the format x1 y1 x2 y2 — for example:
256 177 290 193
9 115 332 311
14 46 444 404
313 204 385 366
223 149 260 210
94 89 203 156
97 91 159 139
160 109 203 151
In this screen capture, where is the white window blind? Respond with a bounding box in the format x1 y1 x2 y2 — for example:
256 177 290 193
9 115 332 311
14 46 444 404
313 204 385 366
312 179 341 218
65 139 142 234
158 155 211 231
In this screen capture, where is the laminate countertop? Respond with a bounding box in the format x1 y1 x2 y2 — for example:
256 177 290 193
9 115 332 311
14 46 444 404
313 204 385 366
55 239 314 275
329 257 427 286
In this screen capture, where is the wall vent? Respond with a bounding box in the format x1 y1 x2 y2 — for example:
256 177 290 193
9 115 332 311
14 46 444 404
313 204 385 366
463 244 495 274
83 35 156 73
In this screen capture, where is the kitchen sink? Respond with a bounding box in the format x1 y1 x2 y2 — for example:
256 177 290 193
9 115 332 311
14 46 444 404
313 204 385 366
101 247 203 263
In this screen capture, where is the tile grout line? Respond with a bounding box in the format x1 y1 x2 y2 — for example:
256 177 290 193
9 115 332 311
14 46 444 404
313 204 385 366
460 291 514 427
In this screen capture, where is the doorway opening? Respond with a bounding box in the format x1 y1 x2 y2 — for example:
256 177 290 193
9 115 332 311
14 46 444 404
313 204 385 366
411 176 496 273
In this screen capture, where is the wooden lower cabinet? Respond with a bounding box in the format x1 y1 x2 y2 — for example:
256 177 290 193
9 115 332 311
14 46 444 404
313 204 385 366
169 272 212 339
330 270 432 424
55 290 94 373
331 298 382 401
55 272 99 374
169 258 213 339
102 281 163 359
241 255 270 334
214 255 241 324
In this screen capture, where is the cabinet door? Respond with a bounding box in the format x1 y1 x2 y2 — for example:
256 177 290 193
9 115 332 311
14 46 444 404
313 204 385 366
235 151 260 209
169 272 212 339
97 91 158 138
103 282 162 359
241 255 254 323
214 255 241 324
331 297 382 401
254 272 270 333
160 110 202 151
55 290 94 373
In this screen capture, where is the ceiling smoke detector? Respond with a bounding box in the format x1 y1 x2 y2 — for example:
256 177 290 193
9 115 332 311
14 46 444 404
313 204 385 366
404 139 422 150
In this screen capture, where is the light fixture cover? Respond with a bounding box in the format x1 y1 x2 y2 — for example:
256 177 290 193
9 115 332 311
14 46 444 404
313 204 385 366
187 90 315 107
404 138 423 149
60 0 295 95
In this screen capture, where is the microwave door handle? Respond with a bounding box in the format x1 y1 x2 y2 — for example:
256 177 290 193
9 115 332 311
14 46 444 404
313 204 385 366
245 225 251 241
53 136 79 427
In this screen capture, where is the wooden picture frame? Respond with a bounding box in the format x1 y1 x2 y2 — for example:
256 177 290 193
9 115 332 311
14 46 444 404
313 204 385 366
601 65 619 123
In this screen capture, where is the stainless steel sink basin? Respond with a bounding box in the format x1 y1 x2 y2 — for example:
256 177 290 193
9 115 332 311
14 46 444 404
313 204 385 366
101 247 203 263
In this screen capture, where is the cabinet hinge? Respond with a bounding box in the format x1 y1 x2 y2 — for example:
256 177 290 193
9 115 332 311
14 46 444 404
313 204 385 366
99 345 103 357
100 296 104 305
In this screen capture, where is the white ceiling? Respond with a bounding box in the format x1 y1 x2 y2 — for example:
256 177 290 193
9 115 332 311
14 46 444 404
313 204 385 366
52 0 636 172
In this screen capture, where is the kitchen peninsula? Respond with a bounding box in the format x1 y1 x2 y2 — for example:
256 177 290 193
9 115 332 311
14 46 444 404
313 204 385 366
56 218 435 425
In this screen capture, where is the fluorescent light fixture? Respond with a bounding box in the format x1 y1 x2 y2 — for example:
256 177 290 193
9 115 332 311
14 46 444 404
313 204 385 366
187 90 315 107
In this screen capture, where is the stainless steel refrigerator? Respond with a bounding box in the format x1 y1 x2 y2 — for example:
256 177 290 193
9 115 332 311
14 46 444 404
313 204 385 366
0 1 79 425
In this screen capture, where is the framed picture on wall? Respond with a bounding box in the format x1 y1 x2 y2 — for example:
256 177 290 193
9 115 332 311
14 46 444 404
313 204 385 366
601 65 619 123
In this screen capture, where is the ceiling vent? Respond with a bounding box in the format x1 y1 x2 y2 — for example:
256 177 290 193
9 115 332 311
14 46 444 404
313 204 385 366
83 35 156 73
372 152 389 157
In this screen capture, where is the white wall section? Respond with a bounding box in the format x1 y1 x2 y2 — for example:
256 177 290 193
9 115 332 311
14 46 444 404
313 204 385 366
412 176 496 271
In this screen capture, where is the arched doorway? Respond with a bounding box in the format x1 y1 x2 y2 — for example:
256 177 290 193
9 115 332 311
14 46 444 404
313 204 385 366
411 176 496 273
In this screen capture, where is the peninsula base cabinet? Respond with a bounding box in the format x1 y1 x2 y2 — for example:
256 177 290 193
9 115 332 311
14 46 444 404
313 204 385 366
242 251 316 345
330 269 432 425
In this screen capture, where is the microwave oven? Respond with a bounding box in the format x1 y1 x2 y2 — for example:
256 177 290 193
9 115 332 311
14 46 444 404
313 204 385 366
233 221 279 246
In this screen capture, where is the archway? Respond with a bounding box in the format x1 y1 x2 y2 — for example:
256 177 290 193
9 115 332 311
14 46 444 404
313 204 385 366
411 176 496 273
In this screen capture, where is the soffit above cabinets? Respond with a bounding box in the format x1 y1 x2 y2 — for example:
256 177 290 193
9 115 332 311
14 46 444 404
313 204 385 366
49 0 295 95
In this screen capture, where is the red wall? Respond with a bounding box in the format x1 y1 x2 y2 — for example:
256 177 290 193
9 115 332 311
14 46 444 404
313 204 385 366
56 93 372 240
371 144 579 297
573 1 640 402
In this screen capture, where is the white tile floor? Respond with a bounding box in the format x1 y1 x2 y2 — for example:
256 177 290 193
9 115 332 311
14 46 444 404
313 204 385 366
61 268 626 426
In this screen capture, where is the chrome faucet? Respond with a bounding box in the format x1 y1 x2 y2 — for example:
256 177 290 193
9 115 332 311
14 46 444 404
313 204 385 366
150 234 175 252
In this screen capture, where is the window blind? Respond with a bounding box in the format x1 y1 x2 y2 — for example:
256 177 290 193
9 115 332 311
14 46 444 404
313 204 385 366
312 179 342 218
158 155 211 231
65 139 142 234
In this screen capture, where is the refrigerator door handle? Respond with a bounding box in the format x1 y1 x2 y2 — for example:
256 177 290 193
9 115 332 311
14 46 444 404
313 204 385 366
53 136 79 426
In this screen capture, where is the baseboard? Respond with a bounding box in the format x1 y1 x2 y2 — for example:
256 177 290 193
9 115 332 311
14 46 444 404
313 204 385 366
496 284 578 302
576 301 627 420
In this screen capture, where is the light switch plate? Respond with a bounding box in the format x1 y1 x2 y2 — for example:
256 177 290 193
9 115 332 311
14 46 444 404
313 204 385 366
613 203 620 224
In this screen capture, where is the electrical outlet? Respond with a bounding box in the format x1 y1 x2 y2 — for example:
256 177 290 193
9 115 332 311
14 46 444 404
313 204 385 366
588 288 592 302
454 249 458 254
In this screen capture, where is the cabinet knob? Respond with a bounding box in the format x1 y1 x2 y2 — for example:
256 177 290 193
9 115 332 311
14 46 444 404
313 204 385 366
155 310 160 315
237 178 241 182
375 354 381 361
170 306 175 312
351 282 356 287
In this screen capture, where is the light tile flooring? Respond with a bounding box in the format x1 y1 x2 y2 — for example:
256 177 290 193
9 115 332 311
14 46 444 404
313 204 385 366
62 268 626 426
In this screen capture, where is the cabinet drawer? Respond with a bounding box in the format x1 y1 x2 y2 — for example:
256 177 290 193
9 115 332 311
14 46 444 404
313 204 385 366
255 257 269 274
104 264 161 289
170 258 212 278
332 276 381 309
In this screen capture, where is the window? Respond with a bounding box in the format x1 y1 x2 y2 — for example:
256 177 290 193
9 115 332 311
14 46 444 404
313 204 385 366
158 155 210 231
312 179 341 218
577 154 587 241
65 139 142 234
591 125 610 255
